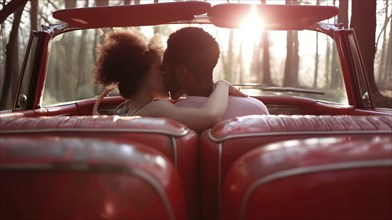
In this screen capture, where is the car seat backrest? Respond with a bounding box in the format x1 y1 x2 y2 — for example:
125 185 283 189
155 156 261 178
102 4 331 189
221 136 392 220
0 136 186 220
0 116 199 219
199 115 392 220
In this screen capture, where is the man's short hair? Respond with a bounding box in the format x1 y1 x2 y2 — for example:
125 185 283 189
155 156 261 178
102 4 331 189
165 27 220 75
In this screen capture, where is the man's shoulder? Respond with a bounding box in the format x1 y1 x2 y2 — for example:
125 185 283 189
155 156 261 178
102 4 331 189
175 95 269 115
174 96 206 108
227 96 269 115
229 96 264 104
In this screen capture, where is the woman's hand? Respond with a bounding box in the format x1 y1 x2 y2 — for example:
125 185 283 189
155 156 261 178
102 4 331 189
214 80 248 97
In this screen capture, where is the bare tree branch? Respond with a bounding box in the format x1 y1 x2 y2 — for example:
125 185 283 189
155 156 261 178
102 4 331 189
46 0 60 11
0 0 28 24
376 14 391 49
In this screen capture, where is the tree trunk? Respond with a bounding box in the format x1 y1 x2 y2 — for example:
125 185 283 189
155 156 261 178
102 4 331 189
378 0 389 82
0 0 28 23
329 0 347 89
293 31 299 84
251 37 260 80
65 0 76 8
314 32 319 88
93 0 110 95
313 0 321 88
338 0 349 28
59 0 77 101
76 0 89 93
283 0 299 87
0 3 26 110
325 0 339 88
351 0 376 82
385 14 392 91
95 0 108 6
351 0 390 107
223 0 234 82
284 30 293 87
30 0 38 31
259 0 271 86
226 30 234 82
154 0 160 33
237 39 243 83
261 31 272 86
76 29 88 93
325 35 331 85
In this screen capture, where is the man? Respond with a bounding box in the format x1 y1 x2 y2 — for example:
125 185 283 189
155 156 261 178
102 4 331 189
161 27 269 119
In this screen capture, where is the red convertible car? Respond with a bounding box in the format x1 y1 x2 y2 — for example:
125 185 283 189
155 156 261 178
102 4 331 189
1 2 391 220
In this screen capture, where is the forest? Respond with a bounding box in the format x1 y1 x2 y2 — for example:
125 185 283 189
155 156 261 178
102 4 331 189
0 0 391 110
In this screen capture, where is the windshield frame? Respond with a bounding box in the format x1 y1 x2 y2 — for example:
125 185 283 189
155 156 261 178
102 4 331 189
41 24 348 107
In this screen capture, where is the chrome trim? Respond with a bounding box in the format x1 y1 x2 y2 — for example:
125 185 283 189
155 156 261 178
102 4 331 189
1 164 54 170
0 163 175 220
208 129 392 143
42 22 70 35
218 142 223 212
170 136 178 168
0 127 190 137
238 159 392 220
132 169 175 220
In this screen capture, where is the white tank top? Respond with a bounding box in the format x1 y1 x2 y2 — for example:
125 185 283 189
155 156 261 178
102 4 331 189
175 96 269 120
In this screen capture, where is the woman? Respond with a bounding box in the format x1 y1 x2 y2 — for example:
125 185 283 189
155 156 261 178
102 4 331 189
94 30 243 132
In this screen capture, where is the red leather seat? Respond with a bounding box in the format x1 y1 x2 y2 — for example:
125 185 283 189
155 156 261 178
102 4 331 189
199 115 392 220
221 136 392 220
0 116 198 219
0 137 186 220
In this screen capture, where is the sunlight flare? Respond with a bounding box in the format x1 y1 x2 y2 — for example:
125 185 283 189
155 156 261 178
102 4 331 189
239 6 265 30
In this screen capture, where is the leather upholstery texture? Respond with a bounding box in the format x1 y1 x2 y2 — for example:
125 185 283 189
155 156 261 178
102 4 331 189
0 116 199 219
0 137 186 220
221 136 392 220
199 115 392 220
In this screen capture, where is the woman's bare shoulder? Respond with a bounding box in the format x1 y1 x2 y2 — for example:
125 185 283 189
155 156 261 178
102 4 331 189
138 100 175 116
148 99 173 107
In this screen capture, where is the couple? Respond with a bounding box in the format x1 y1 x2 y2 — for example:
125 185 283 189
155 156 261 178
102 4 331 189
94 27 269 132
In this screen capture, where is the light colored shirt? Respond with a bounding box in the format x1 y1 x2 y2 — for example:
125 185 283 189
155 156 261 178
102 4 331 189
175 96 269 120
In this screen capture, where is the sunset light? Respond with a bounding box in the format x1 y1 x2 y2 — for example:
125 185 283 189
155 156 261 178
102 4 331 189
239 6 265 30
1 1 391 220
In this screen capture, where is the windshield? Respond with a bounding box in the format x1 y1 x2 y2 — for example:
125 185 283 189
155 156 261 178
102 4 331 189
43 24 347 105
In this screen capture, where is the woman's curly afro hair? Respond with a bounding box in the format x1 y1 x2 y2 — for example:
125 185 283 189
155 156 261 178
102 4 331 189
94 30 161 99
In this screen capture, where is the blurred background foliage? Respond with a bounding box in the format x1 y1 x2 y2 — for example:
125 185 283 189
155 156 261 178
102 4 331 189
1 0 391 109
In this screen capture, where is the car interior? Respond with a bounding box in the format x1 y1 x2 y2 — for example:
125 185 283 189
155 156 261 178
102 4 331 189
1 2 391 220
